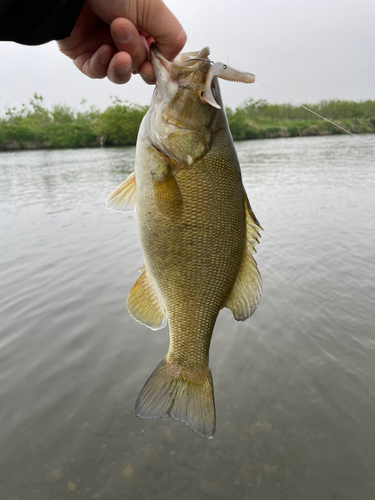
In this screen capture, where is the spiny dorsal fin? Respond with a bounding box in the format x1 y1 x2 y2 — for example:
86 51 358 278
106 172 136 213
127 267 167 330
223 190 262 321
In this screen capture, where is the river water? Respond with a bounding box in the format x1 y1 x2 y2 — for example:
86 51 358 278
1 135 374 499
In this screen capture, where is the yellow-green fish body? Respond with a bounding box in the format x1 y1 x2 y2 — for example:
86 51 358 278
107 47 262 438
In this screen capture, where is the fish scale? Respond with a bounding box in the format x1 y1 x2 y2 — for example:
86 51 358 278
140 146 245 365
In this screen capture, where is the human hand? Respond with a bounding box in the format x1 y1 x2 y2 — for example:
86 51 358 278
57 0 186 84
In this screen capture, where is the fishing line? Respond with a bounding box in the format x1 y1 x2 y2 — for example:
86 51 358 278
185 58 214 64
256 79 375 148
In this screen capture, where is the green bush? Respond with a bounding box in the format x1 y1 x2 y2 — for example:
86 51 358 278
1 94 374 150
92 98 148 146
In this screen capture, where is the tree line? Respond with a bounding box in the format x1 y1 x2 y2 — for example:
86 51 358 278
1 93 374 151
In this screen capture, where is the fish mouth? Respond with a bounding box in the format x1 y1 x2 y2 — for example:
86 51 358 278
149 45 177 109
150 45 211 90
150 46 171 87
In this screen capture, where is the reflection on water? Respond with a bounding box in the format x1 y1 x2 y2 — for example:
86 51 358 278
0 135 375 499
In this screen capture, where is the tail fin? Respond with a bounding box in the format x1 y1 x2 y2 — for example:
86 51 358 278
135 358 216 439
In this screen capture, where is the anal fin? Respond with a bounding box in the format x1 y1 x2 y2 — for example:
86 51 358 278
127 267 167 330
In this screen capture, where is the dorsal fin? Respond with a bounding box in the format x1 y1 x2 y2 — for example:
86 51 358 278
106 172 136 213
223 190 262 320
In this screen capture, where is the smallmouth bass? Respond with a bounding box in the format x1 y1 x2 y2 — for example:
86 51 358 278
106 46 262 439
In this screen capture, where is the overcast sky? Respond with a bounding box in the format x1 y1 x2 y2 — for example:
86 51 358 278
1 0 374 113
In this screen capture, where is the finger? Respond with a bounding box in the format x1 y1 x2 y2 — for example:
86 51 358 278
87 45 114 79
107 51 133 84
73 44 114 79
139 60 156 85
138 0 187 61
111 18 148 74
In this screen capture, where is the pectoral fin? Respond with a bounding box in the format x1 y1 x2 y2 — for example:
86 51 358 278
151 163 183 213
127 267 167 330
224 191 262 321
106 172 136 212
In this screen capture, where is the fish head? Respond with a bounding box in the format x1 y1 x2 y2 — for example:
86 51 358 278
143 46 255 166
145 46 220 165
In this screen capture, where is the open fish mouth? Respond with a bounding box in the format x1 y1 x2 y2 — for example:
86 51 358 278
150 45 211 78
150 45 173 102
150 45 210 95
150 45 255 109
150 45 171 80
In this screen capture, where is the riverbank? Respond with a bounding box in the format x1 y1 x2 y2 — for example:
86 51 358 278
225 99 375 140
1 94 374 151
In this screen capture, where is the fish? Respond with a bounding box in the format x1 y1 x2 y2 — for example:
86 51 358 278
106 46 262 439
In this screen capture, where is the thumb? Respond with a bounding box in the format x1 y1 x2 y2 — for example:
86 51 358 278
139 0 186 61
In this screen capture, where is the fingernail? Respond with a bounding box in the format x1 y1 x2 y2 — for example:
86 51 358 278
100 50 112 65
116 62 132 75
113 25 133 44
